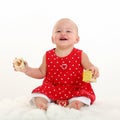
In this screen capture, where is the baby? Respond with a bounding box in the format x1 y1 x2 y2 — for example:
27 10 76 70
13 18 99 110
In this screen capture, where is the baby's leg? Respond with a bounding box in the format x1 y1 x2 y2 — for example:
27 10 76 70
67 100 84 110
34 97 48 110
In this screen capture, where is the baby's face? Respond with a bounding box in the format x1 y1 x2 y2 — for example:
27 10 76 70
52 19 79 48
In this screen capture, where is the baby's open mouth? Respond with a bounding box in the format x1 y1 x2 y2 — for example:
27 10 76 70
59 38 68 41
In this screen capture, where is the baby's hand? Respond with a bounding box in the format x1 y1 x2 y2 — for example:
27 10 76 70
89 66 99 79
13 58 26 72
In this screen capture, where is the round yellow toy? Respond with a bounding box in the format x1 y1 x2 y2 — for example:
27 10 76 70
13 58 26 71
83 70 96 83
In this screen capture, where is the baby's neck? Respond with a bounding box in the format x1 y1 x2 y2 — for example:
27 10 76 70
55 47 74 57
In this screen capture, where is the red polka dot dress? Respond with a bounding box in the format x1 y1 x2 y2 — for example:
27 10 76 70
32 48 95 104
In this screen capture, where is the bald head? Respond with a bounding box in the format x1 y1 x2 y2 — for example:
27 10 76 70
52 18 79 36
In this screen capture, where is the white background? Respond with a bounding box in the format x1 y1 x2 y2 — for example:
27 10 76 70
0 0 120 100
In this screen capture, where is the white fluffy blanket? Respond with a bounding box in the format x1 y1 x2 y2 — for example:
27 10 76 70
0 96 120 120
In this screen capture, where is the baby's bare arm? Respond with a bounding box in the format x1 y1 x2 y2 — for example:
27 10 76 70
81 52 93 69
81 52 99 79
24 54 46 79
13 54 46 79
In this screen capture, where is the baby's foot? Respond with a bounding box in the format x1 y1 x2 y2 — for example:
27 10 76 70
35 97 48 110
67 100 84 110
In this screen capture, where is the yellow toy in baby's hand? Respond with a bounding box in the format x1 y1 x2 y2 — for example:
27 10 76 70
83 70 96 83
13 58 26 71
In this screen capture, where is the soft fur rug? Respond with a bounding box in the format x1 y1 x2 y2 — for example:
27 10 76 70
0 96 120 120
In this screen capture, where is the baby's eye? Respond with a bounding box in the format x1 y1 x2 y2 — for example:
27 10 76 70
56 30 61 33
66 30 71 33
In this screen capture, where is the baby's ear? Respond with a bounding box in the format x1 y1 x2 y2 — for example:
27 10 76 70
75 36 80 43
51 36 55 44
51 36 55 43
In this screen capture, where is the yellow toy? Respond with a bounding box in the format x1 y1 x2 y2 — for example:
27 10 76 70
13 58 26 71
83 70 96 83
